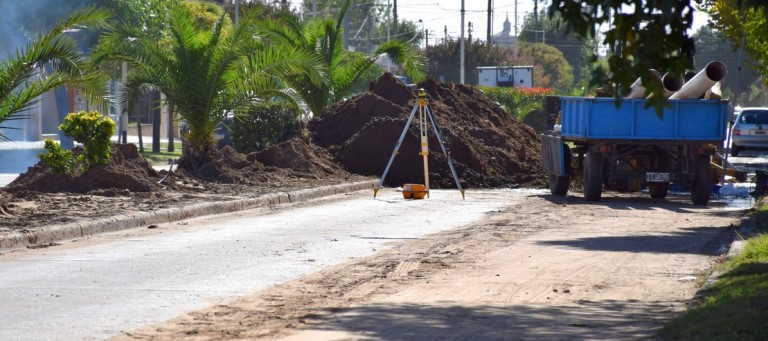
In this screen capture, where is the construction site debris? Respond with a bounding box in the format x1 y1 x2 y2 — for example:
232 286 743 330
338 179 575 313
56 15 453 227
309 73 544 188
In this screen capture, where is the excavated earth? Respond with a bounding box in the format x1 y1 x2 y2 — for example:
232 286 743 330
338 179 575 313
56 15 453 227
0 74 545 233
309 73 544 188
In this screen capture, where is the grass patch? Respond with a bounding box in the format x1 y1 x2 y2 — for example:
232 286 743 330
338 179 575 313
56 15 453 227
658 203 768 340
139 149 181 166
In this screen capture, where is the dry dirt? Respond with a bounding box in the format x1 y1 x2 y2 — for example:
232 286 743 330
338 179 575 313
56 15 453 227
0 73 740 339
0 74 544 234
0 139 363 232
112 191 741 340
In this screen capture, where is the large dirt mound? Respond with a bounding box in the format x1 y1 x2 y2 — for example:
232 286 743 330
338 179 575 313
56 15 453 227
309 73 543 188
7 138 353 196
252 137 348 179
6 144 161 194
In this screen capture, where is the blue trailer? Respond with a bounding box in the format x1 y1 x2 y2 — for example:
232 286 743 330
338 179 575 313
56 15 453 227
541 97 729 205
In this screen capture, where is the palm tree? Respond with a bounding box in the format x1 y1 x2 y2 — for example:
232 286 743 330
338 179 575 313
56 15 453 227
257 0 427 116
0 7 110 140
92 4 324 170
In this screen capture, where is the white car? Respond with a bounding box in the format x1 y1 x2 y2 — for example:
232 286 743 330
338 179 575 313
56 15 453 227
731 107 768 156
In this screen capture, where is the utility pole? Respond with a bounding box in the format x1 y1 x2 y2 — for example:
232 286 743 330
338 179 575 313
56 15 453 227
460 0 465 84
234 0 239 25
514 1 519 65
393 0 398 37
514 0 518 36
533 0 538 42
468 22 473 42
487 0 492 43
386 0 390 41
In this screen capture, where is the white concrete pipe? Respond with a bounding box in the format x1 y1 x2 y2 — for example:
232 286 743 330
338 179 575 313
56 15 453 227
669 61 727 100
625 69 661 99
662 73 684 97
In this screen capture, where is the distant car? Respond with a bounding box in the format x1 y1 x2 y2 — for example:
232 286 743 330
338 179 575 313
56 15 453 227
730 107 768 156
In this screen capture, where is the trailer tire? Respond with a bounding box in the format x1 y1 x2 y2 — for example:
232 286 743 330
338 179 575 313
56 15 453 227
549 145 571 195
649 149 671 199
583 150 604 201
691 155 712 205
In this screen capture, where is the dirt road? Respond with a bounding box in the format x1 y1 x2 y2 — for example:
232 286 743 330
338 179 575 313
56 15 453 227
117 189 742 340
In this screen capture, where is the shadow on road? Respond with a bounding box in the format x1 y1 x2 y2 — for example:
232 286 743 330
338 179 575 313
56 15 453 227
308 300 681 340
535 226 735 255
535 193 744 215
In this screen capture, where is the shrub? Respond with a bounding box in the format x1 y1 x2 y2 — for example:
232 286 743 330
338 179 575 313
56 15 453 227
40 111 116 174
39 140 75 174
479 86 554 121
231 102 301 153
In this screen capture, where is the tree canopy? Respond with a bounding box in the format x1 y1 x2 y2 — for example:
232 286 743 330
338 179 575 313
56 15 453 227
702 0 768 90
513 43 574 91
519 10 592 86
0 7 110 140
549 0 697 112
427 39 508 84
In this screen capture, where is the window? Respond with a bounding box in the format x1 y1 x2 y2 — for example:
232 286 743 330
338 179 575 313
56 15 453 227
740 110 768 124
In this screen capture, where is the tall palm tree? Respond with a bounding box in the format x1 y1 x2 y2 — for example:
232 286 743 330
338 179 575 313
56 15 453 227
257 0 427 116
92 4 324 170
0 7 110 140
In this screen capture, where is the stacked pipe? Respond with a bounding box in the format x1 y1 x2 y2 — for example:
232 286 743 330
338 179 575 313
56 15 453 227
625 61 727 100
670 61 727 99
625 69 661 99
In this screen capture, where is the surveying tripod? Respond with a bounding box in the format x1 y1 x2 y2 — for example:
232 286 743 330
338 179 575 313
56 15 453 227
373 88 465 199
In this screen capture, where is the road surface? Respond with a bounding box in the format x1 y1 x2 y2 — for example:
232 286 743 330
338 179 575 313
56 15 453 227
0 189 504 340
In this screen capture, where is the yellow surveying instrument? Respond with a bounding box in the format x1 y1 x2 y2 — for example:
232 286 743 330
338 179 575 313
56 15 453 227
373 88 465 199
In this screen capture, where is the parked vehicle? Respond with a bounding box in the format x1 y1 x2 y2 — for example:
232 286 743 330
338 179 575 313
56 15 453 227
541 97 729 205
730 107 768 156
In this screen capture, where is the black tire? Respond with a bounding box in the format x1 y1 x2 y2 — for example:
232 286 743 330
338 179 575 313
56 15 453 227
549 175 570 195
583 150 604 201
649 149 671 199
731 144 740 157
691 155 712 205
549 145 571 195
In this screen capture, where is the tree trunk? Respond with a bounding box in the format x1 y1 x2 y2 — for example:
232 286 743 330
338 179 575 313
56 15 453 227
167 99 175 153
137 120 144 153
180 139 214 170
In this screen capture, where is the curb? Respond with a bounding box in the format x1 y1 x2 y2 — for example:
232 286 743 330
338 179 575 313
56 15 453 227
1 180 375 253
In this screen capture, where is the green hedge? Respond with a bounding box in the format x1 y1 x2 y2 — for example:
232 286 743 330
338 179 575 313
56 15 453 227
231 101 301 153
479 86 554 132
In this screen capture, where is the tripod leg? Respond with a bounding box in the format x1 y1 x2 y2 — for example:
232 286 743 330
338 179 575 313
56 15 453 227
374 104 419 198
426 106 465 199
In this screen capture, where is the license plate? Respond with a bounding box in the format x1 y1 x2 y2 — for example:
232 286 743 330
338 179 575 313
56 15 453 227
754 130 766 135
646 172 670 182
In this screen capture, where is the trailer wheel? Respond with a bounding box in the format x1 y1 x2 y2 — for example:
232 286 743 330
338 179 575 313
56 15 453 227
583 150 604 201
549 145 571 195
649 149 671 199
691 155 712 205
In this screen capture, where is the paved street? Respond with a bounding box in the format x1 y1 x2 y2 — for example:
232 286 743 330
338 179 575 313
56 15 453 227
0 189 511 340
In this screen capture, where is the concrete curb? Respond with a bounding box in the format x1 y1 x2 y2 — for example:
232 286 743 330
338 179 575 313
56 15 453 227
1 180 375 253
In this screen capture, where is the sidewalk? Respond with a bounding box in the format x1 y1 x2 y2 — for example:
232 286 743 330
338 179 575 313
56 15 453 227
0 180 375 253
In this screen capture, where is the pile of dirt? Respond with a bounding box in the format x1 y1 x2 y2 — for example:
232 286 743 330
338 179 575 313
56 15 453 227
6 138 353 196
6 144 162 194
0 138 359 230
309 73 544 188
252 137 348 179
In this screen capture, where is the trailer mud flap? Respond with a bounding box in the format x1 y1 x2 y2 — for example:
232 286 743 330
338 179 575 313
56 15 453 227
541 133 567 176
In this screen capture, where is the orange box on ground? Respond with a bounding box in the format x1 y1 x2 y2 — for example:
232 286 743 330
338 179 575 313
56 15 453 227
402 184 426 199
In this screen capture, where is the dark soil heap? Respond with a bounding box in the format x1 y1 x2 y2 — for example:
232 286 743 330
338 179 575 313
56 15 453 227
6 144 162 194
6 138 353 196
309 73 544 188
